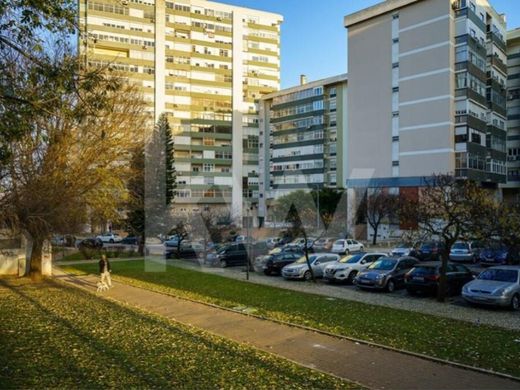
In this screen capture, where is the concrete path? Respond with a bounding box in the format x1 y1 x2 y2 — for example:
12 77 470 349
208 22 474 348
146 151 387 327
53 268 519 390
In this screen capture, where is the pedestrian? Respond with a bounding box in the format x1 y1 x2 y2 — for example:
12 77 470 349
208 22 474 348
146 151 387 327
99 254 112 288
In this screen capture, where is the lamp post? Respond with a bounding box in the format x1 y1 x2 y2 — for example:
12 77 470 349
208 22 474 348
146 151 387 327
316 185 320 230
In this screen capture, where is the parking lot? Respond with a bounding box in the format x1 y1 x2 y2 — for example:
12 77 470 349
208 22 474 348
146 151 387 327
163 257 520 331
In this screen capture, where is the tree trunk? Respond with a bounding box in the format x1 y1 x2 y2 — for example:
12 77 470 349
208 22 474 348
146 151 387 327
303 236 316 283
29 239 44 280
372 224 378 245
437 248 449 302
138 234 145 256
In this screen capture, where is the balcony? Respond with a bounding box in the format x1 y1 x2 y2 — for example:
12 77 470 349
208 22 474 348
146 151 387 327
487 31 507 53
488 54 507 75
455 88 487 107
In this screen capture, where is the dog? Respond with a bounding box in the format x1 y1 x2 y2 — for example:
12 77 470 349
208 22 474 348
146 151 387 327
96 281 110 292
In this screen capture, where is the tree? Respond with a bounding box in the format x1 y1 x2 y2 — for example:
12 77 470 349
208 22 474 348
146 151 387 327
272 190 318 282
0 1 89 165
0 47 146 278
168 219 190 258
356 188 399 245
401 174 494 302
160 114 176 205
126 146 145 255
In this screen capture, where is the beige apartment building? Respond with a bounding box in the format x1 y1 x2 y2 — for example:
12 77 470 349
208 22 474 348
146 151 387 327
258 74 348 225
344 0 508 191
504 28 520 200
79 0 282 222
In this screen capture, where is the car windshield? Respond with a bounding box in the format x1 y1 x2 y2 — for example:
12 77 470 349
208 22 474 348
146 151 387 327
452 242 469 250
420 242 434 249
339 254 363 264
478 269 518 283
368 258 397 270
411 266 436 275
294 255 317 264
396 243 411 249
486 243 507 251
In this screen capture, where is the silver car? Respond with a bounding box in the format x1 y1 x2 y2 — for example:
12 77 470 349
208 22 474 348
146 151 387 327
462 266 520 310
282 253 340 281
449 241 481 263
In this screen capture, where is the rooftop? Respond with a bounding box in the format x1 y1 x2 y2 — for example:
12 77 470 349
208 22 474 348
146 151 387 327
344 0 420 28
261 73 348 100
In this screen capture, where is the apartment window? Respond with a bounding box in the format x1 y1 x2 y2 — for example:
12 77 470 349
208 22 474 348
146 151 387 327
470 2 476 13
392 14 399 19
203 163 214 172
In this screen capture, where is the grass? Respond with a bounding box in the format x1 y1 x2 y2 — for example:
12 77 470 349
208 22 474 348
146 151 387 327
0 277 357 389
64 260 520 378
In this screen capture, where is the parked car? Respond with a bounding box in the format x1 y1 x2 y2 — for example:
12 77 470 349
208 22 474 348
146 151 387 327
324 252 387 284
164 237 182 248
120 236 138 245
355 256 418 292
259 251 303 276
268 245 306 256
288 237 317 250
479 242 509 266
405 262 474 296
415 241 445 261
462 266 520 310
96 232 123 244
265 237 281 249
449 241 482 263
77 237 103 249
282 253 340 281
165 242 203 260
216 242 267 267
313 237 335 252
390 242 419 257
331 239 364 255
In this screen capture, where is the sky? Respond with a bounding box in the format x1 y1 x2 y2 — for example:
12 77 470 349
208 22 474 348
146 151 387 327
216 0 520 89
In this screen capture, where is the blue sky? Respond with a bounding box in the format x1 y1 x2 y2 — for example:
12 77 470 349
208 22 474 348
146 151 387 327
217 0 520 88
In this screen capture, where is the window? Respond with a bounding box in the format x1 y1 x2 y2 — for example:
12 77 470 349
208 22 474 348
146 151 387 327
203 163 214 172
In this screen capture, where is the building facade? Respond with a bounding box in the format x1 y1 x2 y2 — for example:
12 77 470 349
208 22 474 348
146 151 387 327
504 28 520 200
79 0 282 221
258 74 348 224
344 0 507 190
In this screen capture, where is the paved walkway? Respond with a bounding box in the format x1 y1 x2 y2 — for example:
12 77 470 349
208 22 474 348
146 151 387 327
54 268 519 390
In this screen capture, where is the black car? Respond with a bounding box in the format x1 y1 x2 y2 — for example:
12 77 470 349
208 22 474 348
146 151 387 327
78 237 103 249
165 243 198 260
262 251 303 275
416 241 445 261
405 262 474 296
121 236 138 245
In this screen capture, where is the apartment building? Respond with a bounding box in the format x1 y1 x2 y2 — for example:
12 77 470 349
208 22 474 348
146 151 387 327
258 74 348 224
504 28 520 200
79 0 282 221
344 0 507 191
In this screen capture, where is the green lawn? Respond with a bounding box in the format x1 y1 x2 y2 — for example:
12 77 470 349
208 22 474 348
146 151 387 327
65 260 520 378
0 277 356 389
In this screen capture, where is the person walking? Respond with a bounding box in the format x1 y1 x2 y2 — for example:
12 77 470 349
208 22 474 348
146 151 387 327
99 254 112 288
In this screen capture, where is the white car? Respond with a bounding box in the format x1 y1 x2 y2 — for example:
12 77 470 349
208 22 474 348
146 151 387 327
265 237 280 249
281 253 340 280
323 252 387 284
96 232 123 244
331 239 364 255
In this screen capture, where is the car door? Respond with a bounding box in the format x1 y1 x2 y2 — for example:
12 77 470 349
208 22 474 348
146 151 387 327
313 255 336 277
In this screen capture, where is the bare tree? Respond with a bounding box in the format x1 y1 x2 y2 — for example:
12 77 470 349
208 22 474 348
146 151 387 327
356 188 399 245
0 47 146 278
401 174 494 302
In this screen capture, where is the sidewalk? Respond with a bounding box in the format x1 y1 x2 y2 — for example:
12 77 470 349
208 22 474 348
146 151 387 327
54 268 519 390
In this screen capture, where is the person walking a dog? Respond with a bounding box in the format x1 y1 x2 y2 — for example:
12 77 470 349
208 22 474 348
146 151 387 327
99 254 112 289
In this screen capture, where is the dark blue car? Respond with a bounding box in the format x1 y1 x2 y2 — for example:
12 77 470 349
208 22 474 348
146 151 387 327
479 243 509 266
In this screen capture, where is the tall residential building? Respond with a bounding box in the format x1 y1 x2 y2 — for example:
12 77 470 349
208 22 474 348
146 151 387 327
343 0 507 191
79 0 282 221
504 28 520 200
258 74 348 224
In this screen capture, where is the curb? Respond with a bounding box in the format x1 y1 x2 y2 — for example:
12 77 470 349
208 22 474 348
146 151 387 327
56 269 520 384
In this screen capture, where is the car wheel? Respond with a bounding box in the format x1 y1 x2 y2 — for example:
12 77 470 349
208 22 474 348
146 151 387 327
263 269 272 276
303 271 312 281
347 270 357 284
109 239 114 243
345 249 350 255
220 260 227 268
511 294 520 311
386 279 396 293
472 256 478 264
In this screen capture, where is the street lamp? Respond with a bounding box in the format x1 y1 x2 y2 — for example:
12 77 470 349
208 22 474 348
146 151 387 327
316 184 320 230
